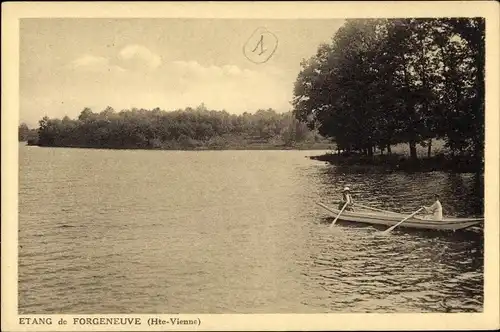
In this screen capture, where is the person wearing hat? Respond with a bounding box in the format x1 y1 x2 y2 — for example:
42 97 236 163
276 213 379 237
422 194 443 220
338 186 354 211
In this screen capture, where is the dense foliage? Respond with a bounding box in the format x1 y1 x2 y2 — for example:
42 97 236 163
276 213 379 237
25 105 324 149
293 18 484 163
18 123 38 142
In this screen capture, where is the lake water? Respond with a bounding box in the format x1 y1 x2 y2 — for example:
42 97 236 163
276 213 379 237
18 145 484 313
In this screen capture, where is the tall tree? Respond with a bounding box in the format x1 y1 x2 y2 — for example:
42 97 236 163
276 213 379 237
293 18 484 163
18 123 30 141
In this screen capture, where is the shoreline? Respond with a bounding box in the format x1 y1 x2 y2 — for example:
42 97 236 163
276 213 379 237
310 152 484 174
22 141 333 151
21 142 484 174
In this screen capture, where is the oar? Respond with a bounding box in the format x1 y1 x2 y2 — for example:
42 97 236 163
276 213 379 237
331 202 348 228
380 207 424 235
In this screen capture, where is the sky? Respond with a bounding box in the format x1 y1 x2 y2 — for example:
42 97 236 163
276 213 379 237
20 18 344 127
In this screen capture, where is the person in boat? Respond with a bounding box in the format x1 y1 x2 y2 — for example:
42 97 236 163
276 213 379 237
422 194 443 220
338 186 354 211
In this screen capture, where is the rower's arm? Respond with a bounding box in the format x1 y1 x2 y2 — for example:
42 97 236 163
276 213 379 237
422 205 432 213
424 202 437 213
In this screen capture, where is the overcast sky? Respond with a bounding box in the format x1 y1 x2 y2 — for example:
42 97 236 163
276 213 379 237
20 18 344 126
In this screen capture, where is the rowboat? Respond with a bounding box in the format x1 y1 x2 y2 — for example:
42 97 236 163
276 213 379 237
317 202 483 231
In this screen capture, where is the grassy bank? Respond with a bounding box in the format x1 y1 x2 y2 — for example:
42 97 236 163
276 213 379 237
310 141 483 173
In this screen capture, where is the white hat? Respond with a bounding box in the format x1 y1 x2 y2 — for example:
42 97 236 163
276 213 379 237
343 186 350 191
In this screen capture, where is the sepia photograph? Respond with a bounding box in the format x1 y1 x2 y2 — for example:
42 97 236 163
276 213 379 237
2 2 499 331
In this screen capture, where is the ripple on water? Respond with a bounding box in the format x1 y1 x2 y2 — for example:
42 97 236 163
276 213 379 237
18 148 483 313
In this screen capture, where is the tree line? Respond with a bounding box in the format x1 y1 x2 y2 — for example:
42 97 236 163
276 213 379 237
22 105 322 149
293 18 484 165
18 123 38 142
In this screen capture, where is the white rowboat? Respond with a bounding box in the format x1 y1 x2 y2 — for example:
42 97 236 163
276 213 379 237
317 202 483 231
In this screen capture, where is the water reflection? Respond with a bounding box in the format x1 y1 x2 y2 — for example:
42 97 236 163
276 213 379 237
443 172 484 216
317 166 484 217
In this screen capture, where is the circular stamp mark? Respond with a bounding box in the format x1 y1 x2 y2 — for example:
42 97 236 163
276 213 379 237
243 27 278 64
